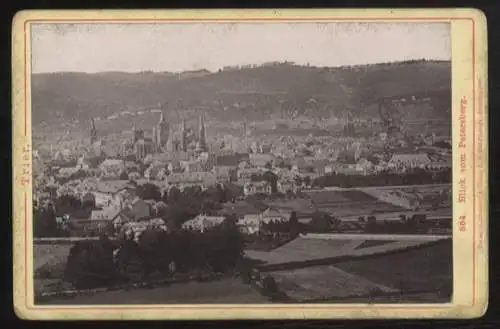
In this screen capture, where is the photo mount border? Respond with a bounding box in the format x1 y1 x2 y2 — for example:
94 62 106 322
12 9 488 320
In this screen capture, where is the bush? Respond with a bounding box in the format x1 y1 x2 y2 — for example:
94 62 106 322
63 238 116 289
262 276 279 296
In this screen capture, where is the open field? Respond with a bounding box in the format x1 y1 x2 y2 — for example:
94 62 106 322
335 238 452 293
303 189 406 217
246 234 450 267
33 244 72 279
38 277 269 305
272 265 398 301
266 239 452 302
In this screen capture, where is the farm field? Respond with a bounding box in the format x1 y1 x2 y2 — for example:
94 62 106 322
335 238 452 293
303 190 406 217
39 277 269 305
271 265 397 301
245 234 450 267
33 244 72 278
360 184 451 212
266 239 452 302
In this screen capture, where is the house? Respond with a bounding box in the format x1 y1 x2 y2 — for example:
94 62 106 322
216 153 248 167
388 153 431 169
182 214 226 233
277 181 298 194
144 163 167 181
120 217 168 237
99 159 125 179
249 154 274 168
336 165 367 176
261 207 290 224
57 167 79 178
93 180 136 208
112 207 136 227
129 197 151 220
90 206 121 222
243 181 272 196
355 158 374 174
167 160 183 173
81 192 96 206
76 157 92 171
237 214 261 234
124 161 140 173
165 172 217 190
212 165 237 182
180 160 203 173
236 208 290 234
237 167 262 182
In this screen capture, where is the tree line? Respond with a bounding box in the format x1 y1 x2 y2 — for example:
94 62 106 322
313 168 451 188
64 218 245 289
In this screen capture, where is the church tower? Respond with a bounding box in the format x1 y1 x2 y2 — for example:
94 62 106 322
156 105 169 150
89 118 97 144
197 115 207 152
180 119 187 152
166 122 175 153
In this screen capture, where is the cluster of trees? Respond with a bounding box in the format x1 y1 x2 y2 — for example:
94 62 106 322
250 171 279 193
133 182 244 231
63 218 245 289
306 212 341 233
313 168 451 188
56 169 89 185
34 181 245 238
260 212 301 236
34 194 97 238
33 206 60 238
363 214 448 234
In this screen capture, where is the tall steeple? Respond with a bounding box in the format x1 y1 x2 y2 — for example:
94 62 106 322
198 115 206 151
159 107 165 123
89 118 97 144
166 122 175 153
180 119 187 152
156 104 169 150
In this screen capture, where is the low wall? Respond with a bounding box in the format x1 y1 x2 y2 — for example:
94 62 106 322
34 237 116 245
257 238 451 272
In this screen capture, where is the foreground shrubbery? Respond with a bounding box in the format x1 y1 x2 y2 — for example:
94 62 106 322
63 221 245 289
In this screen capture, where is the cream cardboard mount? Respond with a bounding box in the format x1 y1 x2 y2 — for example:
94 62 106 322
11 8 488 320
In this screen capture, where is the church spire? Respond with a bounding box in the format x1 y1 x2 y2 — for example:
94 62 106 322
159 109 165 123
180 118 187 152
197 115 207 152
89 118 97 144
156 105 169 150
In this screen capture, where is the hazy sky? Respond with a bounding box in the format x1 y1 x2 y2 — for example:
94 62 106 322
31 22 450 74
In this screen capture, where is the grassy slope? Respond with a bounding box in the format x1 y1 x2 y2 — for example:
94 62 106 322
38 277 268 305
32 60 451 129
335 239 452 292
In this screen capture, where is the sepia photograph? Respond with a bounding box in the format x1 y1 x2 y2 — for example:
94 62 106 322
11 9 488 320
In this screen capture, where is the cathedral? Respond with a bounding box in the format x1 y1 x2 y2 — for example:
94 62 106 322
90 105 209 162
155 106 170 151
89 118 98 145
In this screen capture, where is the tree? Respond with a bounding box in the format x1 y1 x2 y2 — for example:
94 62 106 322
63 237 117 289
262 276 279 296
55 194 82 216
81 193 96 210
137 183 161 201
289 211 301 236
366 215 378 233
119 171 129 180
165 186 181 204
263 171 278 194
309 212 332 233
33 205 58 237
216 184 227 203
